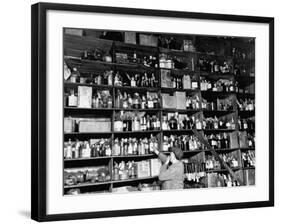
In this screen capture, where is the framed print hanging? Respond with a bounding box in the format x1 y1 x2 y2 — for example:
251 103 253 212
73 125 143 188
31 2 274 222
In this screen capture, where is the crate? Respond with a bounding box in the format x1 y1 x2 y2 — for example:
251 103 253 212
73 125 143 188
136 160 151 178
64 117 75 133
78 118 111 133
150 158 162 176
78 86 92 108
124 32 136 44
162 94 176 109
139 34 158 47
174 91 186 110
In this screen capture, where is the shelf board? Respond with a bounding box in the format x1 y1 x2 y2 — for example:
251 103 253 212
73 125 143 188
115 62 157 72
65 176 159 188
201 90 237 97
206 167 241 173
162 108 200 113
64 132 113 137
205 148 240 153
240 147 255 151
115 85 159 92
242 167 255 170
238 110 255 115
64 156 112 162
64 82 114 89
161 87 199 93
112 154 156 159
200 71 235 80
203 129 236 133
114 130 161 135
111 176 158 184
64 107 114 112
64 181 112 188
114 108 160 112
202 110 236 116
239 129 255 132
162 129 194 134
237 93 255 99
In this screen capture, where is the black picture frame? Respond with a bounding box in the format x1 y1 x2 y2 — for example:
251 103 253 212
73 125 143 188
31 2 274 222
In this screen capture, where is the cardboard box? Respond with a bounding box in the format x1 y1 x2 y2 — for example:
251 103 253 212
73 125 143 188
78 86 92 108
174 91 186 110
64 117 75 133
150 159 162 176
162 94 176 109
78 118 111 133
136 160 151 178
124 32 136 44
139 34 158 47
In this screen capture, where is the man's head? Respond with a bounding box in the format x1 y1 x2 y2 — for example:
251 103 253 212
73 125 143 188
170 147 183 163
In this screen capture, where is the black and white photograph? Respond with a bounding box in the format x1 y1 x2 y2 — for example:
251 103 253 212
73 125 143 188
63 28 256 195
30 3 274 221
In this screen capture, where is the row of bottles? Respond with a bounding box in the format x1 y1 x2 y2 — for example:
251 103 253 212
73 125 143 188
112 136 159 156
162 113 202 130
114 111 161 132
113 161 138 180
168 75 198 90
246 133 255 148
186 95 200 110
66 89 113 109
202 116 236 130
115 91 160 109
237 98 255 111
200 77 239 93
207 173 240 187
64 166 111 186
202 98 234 111
64 139 111 159
163 135 204 152
183 161 206 182
198 58 232 74
205 133 230 149
219 153 239 168
205 155 221 170
120 72 158 88
242 150 255 168
115 51 158 68
67 68 114 86
238 117 255 130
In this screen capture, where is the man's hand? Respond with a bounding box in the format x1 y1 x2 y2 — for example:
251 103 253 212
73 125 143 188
151 145 159 155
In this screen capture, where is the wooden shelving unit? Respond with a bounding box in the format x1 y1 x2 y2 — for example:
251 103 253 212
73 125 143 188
63 33 255 194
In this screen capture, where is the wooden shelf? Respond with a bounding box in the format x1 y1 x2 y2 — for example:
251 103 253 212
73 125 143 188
64 176 158 188
161 87 199 93
64 156 112 162
202 129 236 133
240 147 255 151
206 167 241 173
64 82 114 90
115 85 159 92
111 176 158 184
64 181 112 188
202 110 236 116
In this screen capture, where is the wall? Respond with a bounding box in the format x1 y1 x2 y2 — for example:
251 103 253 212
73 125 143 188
0 0 279 223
